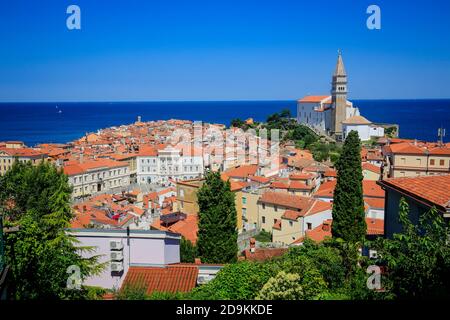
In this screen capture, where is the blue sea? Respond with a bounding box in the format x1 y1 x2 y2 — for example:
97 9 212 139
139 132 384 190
0 100 449 146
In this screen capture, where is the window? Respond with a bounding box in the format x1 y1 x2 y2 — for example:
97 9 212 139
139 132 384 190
440 159 445 166
274 206 278 212
262 216 266 224
242 208 246 217
262 203 265 210
307 223 312 230
180 189 185 198
242 197 247 205
289 221 293 227
430 159 435 165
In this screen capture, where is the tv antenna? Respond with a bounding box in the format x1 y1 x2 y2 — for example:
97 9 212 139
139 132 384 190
438 127 446 145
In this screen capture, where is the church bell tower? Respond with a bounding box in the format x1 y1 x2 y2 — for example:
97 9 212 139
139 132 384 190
331 50 348 140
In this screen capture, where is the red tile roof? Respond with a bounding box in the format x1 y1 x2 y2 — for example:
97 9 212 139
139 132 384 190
366 218 384 235
151 214 199 244
260 191 313 210
362 162 381 174
225 165 258 179
121 265 198 294
314 180 336 198
364 197 385 209
63 159 127 176
248 175 271 184
243 248 288 261
298 95 331 103
270 181 289 189
378 174 450 211
0 147 47 158
289 180 314 190
363 181 385 198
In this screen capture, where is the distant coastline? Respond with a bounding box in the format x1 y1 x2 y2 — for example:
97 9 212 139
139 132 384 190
0 99 449 146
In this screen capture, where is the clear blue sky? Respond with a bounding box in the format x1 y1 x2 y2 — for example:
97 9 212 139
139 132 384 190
1 0 449 101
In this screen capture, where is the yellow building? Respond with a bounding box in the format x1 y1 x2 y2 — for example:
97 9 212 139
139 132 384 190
384 142 450 178
176 178 250 233
362 162 381 180
239 190 261 231
0 148 48 175
258 191 332 245
176 179 204 215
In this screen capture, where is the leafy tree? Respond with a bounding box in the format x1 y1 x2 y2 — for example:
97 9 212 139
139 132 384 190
331 131 367 243
196 171 238 263
0 161 104 299
374 198 450 299
180 237 197 263
288 239 346 289
230 118 245 129
190 260 276 300
254 230 272 242
115 281 148 300
256 271 304 300
273 248 328 299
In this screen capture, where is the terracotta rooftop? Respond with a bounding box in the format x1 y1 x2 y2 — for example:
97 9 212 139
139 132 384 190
378 174 450 212
364 197 385 210
243 248 288 262
121 265 198 295
297 95 331 103
63 159 127 176
366 218 384 235
225 164 258 179
342 115 372 125
362 162 381 174
151 214 199 244
260 191 314 211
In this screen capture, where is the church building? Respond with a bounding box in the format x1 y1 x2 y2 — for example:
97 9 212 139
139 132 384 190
296 51 360 141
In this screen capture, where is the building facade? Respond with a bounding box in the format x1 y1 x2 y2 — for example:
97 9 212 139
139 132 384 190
136 145 204 185
383 142 450 178
64 159 130 198
0 148 48 175
296 52 359 138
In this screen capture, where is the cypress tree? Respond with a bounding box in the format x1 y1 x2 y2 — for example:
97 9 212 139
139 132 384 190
331 130 367 243
196 171 238 263
180 237 197 263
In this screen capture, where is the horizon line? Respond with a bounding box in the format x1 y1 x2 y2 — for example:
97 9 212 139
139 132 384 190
1 97 450 104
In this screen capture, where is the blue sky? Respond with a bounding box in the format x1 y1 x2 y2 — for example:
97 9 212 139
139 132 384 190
1 0 450 101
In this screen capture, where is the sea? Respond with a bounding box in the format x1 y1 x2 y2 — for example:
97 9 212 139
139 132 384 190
0 100 449 146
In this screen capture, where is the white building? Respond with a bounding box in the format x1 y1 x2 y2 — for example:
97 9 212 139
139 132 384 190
64 159 130 198
342 115 385 141
296 95 359 135
137 145 204 185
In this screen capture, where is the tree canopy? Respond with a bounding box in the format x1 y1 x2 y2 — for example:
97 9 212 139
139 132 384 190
0 161 103 299
331 131 367 243
196 171 238 264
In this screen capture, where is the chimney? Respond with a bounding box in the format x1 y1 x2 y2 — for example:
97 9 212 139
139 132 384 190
194 258 201 265
250 237 256 253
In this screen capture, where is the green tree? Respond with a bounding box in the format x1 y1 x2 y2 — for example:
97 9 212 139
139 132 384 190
196 171 238 264
0 161 104 299
180 237 197 263
190 260 276 300
331 131 367 243
230 118 245 129
374 198 450 299
256 271 304 300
